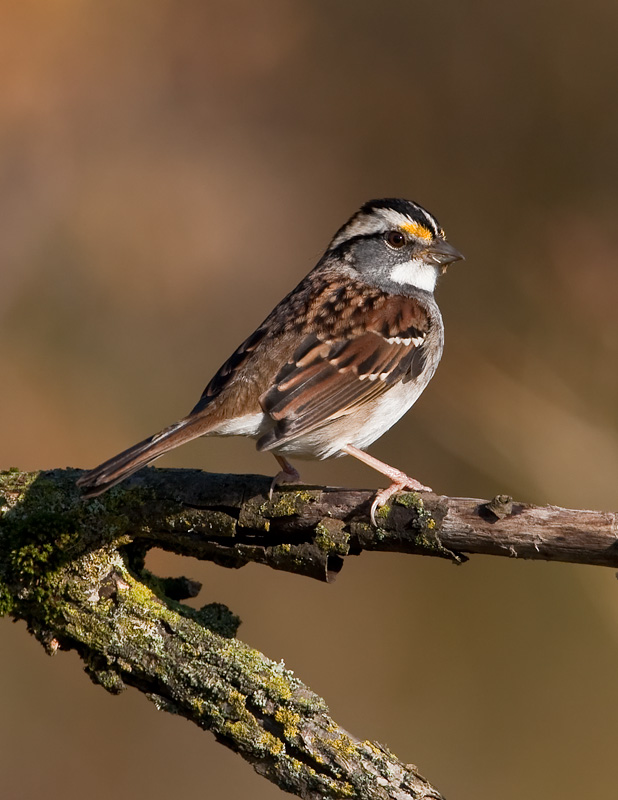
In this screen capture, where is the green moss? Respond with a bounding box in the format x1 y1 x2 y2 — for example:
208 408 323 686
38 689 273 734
0 470 41 516
260 489 316 518
239 487 317 530
375 503 392 520
0 478 86 630
0 581 15 616
136 566 239 637
393 491 423 510
89 668 126 694
237 497 272 530
80 483 157 538
314 520 350 556
10 540 54 572
347 521 373 540
165 508 237 538
189 603 240 638
395 493 434 532
391 494 461 561
60 558 207 680
0 469 356 792
314 523 332 552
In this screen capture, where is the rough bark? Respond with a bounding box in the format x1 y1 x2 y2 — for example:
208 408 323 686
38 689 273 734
1 466 616 799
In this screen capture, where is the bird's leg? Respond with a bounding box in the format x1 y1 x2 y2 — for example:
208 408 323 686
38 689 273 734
341 444 432 525
269 455 302 499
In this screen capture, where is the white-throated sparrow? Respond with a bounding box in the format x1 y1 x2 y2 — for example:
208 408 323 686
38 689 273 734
77 198 463 521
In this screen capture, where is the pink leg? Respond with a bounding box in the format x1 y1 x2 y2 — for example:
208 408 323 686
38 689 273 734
269 455 302 499
341 444 432 525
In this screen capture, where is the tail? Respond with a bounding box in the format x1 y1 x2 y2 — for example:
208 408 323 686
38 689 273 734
76 416 209 498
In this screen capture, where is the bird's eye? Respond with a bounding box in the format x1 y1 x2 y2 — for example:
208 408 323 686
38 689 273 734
385 230 406 249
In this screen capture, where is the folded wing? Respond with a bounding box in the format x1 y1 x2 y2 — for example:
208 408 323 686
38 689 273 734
257 294 430 450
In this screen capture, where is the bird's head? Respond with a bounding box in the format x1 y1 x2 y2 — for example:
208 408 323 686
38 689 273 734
328 197 464 294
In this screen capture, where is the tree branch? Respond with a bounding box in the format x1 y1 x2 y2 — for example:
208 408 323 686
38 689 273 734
1 467 616 799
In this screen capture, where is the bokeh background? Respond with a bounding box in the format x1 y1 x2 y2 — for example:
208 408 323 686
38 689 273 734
2 2 618 798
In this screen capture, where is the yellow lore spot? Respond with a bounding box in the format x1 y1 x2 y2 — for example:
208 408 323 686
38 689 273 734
401 222 433 241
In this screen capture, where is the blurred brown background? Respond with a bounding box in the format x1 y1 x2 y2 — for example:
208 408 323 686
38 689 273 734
2 1 618 798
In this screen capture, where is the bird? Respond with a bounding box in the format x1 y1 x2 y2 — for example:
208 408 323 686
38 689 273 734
77 198 463 523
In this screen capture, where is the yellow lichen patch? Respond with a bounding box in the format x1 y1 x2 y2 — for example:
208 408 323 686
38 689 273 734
275 706 301 739
260 489 316 518
331 732 356 758
401 221 433 241
225 720 285 756
266 671 293 702
314 519 349 556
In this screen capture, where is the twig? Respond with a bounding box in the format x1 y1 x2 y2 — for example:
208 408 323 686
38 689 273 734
1 467 615 799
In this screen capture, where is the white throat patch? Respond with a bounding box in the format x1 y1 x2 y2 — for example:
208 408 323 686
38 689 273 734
389 258 438 292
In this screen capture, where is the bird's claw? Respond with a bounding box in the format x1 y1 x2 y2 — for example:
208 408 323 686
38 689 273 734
269 466 302 500
370 478 432 526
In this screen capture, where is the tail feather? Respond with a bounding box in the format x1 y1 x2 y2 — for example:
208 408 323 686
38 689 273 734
77 417 208 497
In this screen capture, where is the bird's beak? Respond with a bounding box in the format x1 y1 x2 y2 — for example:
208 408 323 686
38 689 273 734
425 239 465 271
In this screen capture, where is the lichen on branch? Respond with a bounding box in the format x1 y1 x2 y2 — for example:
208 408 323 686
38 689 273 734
0 468 447 799
2 466 616 798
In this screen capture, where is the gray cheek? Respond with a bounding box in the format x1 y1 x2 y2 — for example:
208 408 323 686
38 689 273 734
348 240 397 279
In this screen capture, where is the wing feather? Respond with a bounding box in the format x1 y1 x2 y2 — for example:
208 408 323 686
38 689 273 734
257 292 431 451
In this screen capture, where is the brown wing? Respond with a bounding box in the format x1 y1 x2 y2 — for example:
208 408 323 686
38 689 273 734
187 272 349 418
189 326 268 416
257 293 430 451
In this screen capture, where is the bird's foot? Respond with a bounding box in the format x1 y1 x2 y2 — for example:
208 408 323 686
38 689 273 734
339 444 432 525
370 473 432 526
269 456 302 499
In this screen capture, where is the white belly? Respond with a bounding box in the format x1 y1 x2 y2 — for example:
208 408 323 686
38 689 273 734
209 367 437 461
270 377 428 460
